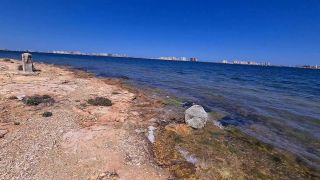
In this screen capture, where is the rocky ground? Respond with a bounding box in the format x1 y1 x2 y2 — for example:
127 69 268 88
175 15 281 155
0 59 169 179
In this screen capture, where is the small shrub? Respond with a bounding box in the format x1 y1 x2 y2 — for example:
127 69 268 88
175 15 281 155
23 95 55 106
87 97 112 106
14 121 20 125
8 96 18 100
42 111 53 117
42 95 52 99
112 92 121 95
17 65 23 71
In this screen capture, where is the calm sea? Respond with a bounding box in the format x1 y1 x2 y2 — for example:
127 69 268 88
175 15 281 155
1 50 320 168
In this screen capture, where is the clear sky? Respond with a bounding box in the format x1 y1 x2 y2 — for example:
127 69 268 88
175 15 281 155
0 0 319 65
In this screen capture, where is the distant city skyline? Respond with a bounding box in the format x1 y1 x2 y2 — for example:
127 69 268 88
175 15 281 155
0 0 319 66
2 48 319 68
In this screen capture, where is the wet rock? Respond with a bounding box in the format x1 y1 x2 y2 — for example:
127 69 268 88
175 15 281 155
182 101 194 109
152 127 198 178
170 161 196 179
0 129 8 138
162 108 185 123
165 124 192 137
208 111 228 121
185 105 208 129
152 129 185 166
213 121 224 129
176 146 198 164
119 75 130 80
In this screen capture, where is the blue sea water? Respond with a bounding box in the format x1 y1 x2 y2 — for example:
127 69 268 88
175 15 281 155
1 50 320 168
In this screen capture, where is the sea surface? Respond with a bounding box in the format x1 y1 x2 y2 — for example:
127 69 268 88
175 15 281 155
1 50 320 168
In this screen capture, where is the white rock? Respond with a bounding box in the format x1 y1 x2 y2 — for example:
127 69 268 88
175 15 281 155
17 95 26 101
185 105 208 129
177 146 198 164
147 126 156 143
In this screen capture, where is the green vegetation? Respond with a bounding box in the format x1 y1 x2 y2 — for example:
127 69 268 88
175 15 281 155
164 98 182 106
87 97 112 106
153 123 319 179
23 95 55 106
42 112 53 117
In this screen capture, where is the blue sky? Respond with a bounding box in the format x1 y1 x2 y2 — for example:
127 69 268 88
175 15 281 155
0 0 319 65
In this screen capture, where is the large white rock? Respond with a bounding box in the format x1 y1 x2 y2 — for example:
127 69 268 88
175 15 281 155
185 105 208 129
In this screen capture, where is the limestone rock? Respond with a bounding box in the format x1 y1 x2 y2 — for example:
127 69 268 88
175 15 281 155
185 105 208 129
21 53 34 73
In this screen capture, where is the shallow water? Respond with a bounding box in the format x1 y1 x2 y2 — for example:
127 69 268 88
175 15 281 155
1 50 319 168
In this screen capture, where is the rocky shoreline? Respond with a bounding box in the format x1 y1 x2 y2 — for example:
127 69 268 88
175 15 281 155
0 58 319 179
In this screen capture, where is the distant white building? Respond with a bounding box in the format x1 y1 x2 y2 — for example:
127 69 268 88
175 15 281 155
159 56 198 62
159 57 178 61
189 57 198 62
180 57 187 61
222 60 228 64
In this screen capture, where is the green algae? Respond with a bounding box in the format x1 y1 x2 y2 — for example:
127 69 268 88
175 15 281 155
208 111 228 121
152 128 198 179
164 98 183 106
153 122 320 179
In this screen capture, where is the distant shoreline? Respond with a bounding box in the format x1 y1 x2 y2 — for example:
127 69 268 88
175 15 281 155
1 49 319 70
